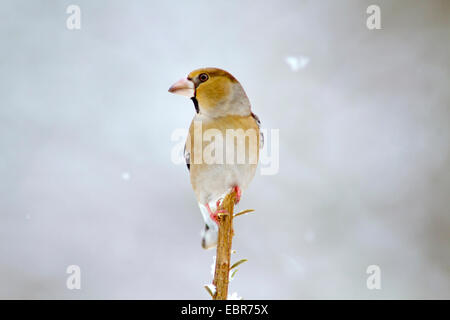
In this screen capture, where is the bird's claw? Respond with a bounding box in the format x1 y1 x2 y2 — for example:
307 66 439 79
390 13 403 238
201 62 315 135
233 186 242 203
217 209 229 217
205 203 228 224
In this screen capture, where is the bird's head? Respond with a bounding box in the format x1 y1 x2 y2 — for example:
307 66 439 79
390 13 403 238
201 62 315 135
168 68 251 117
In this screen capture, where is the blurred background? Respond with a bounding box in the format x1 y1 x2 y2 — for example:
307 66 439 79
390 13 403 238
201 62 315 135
0 0 449 299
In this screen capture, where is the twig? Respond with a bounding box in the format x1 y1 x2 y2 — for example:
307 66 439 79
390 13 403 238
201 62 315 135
212 190 237 300
234 209 254 218
230 259 247 270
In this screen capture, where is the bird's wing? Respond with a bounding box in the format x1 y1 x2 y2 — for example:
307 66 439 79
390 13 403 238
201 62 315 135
184 143 190 171
251 112 264 149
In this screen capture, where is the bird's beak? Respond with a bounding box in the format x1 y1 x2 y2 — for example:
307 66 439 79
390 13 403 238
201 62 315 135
168 78 195 97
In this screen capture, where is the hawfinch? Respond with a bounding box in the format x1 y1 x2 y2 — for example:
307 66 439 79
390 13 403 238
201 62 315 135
169 68 262 249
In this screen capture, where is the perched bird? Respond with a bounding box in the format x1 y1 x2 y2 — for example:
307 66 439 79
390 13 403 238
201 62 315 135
169 68 262 249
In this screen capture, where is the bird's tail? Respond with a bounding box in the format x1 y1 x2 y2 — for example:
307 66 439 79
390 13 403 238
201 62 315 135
201 224 218 249
199 203 218 249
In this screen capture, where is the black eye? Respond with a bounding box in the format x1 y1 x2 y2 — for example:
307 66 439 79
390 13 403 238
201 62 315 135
199 73 209 82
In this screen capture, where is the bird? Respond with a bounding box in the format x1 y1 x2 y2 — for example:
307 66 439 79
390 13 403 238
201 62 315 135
168 68 263 249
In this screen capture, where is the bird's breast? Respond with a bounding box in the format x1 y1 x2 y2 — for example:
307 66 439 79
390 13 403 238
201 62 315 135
186 114 260 203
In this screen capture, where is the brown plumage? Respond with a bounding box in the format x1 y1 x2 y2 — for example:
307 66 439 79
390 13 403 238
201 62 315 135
169 68 262 249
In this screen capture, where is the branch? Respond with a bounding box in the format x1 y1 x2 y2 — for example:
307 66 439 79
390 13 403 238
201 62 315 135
212 190 237 300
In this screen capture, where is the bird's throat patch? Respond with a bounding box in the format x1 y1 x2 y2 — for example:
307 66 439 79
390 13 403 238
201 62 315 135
191 97 199 114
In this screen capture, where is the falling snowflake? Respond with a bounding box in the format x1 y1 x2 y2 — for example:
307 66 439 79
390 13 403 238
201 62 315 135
304 230 316 243
285 55 310 71
121 172 131 181
228 292 242 300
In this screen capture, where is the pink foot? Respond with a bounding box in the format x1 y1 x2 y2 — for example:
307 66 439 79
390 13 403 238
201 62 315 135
233 186 242 203
205 203 227 225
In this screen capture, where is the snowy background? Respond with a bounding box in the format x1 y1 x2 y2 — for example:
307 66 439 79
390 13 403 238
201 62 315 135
0 0 449 299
